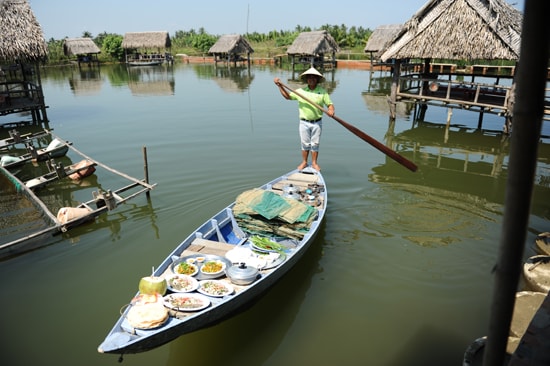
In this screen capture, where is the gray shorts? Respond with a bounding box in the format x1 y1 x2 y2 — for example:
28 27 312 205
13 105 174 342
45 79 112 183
299 119 322 151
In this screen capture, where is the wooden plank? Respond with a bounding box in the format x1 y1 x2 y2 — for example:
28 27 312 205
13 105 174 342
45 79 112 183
188 238 235 256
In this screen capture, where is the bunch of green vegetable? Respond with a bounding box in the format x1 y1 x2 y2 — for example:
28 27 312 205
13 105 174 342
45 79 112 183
250 236 285 253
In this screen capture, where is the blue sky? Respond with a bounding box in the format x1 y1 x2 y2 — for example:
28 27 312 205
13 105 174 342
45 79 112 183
30 0 525 40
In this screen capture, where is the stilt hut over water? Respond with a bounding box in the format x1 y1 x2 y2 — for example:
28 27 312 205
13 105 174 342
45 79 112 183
0 0 49 126
63 38 101 68
377 0 523 129
286 30 339 72
122 31 173 66
364 24 402 73
208 34 254 68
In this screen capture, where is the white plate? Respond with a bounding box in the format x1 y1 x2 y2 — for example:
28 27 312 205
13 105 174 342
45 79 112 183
226 247 285 269
197 280 234 297
166 274 199 293
163 293 210 312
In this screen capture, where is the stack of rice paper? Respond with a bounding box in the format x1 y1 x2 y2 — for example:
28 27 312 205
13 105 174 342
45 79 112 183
232 189 318 240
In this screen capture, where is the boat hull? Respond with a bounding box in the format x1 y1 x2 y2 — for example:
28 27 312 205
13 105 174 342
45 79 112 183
98 167 326 354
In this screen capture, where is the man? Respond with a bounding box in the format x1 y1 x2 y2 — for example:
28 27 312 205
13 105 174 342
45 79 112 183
274 67 334 171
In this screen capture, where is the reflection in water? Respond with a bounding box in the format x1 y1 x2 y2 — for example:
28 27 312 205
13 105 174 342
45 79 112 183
362 180 503 248
60 198 159 243
68 68 102 96
362 92 414 119
126 65 175 96
373 120 550 223
212 66 254 93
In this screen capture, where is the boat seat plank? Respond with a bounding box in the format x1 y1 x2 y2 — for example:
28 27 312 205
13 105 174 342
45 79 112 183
271 179 319 191
269 172 321 192
180 238 235 257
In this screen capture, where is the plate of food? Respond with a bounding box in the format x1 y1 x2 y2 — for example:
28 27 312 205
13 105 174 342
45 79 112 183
163 293 210 312
250 236 285 253
197 280 234 297
166 274 199 293
199 259 226 278
171 261 199 276
126 302 169 329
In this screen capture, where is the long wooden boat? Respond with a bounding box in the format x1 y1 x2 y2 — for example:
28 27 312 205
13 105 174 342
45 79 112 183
97 167 327 355
127 60 163 66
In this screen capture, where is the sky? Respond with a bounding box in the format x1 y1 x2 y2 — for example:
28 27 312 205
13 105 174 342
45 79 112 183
29 0 525 41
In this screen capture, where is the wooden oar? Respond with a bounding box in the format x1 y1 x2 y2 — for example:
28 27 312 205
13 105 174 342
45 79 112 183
277 82 418 172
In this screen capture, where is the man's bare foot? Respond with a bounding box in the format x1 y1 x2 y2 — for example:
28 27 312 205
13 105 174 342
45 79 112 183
297 162 308 170
311 163 321 171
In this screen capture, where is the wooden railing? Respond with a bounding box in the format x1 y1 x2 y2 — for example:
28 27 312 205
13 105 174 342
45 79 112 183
0 81 43 105
396 75 513 112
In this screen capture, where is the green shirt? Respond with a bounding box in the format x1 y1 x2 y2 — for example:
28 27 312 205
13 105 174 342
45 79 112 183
290 85 333 121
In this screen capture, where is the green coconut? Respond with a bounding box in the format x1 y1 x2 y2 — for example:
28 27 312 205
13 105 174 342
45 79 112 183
139 267 167 295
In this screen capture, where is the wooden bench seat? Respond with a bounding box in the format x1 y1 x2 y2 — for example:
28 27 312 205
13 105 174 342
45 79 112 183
180 238 236 257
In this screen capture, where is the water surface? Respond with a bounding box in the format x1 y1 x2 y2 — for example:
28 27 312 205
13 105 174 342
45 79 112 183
1 63 549 366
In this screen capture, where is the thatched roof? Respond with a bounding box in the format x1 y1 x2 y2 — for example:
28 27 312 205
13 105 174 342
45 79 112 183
208 34 254 54
0 0 48 62
380 0 522 62
364 24 402 54
286 30 340 56
121 31 171 49
63 38 101 56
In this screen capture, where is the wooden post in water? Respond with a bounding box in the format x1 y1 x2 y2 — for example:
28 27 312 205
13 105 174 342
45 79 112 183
143 146 150 198
389 59 401 120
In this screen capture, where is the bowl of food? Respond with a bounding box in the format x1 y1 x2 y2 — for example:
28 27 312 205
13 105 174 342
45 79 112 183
199 259 226 278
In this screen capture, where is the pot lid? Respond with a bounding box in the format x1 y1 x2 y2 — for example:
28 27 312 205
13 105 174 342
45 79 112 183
283 184 299 193
227 262 258 280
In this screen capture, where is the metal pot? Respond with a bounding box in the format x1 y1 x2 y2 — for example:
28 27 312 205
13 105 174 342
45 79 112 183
226 262 259 285
283 184 300 194
283 192 301 200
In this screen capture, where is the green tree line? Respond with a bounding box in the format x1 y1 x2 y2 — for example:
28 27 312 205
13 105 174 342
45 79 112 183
45 24 372 64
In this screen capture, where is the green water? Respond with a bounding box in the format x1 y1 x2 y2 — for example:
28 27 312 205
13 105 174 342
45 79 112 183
0 63 548 366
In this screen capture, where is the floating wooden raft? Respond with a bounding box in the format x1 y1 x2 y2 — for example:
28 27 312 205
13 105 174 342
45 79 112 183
24 159 97 190
0 133 156 255
0 129 51 151
0 136 72 168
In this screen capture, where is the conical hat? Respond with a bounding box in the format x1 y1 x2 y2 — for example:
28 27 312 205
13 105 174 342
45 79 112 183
300 67 325 83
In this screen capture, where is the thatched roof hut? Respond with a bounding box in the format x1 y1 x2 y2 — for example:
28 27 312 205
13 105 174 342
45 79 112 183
63 38 101 56
364 24 402 59
286 30 340 57
0 0 49 124
380 0 522 62
0 0 48 62
209 34 254 66
121 31 171 50
286 30 340 70
209 34 254 56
